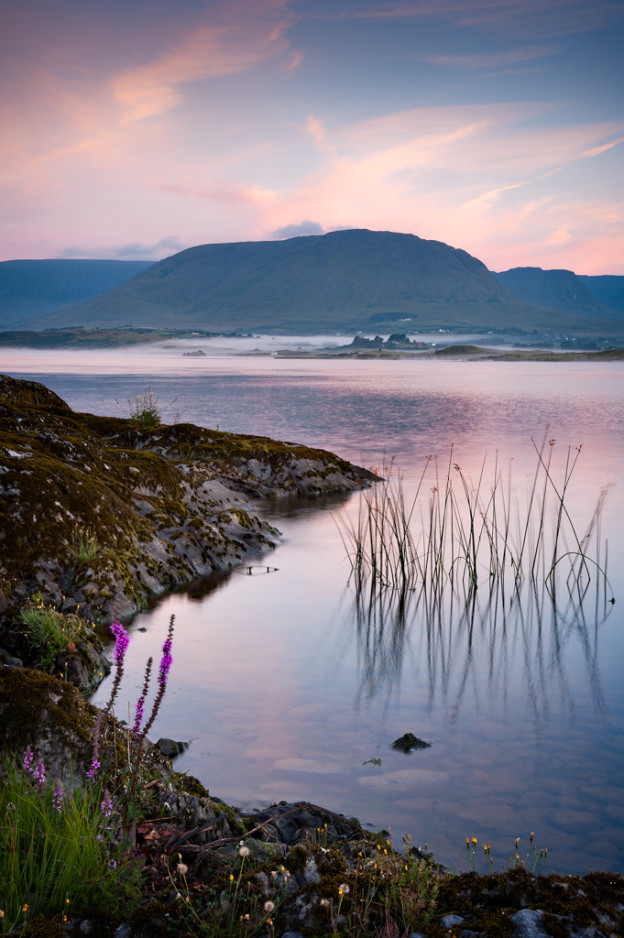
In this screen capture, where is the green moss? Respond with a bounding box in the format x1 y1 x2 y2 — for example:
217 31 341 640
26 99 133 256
0 374 372 625
20 915 65 938
0 666 96 755
128 901 181 937
171 770 210 798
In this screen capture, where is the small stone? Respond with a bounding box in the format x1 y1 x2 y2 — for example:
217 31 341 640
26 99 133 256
303 855 321 884
392 732 431 752
511 908 549 937
156 737 188 757
440 913 464 928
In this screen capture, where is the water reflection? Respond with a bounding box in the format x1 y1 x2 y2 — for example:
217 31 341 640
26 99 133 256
349 573 611 732
12 355 623 874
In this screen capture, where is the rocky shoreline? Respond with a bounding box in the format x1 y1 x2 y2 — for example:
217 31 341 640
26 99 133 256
1 374 623 937
3 664 623 938
0 374 374 684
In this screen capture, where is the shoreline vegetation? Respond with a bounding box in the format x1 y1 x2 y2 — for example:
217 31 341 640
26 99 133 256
1 375 623 936
1 326 624 360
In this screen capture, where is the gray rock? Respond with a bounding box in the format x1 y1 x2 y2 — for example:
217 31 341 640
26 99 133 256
440 913 464 927
512 908 549 937
54 639 110 693
113 925 132 938
0 647 23 668
392 732 431 752
304 855 321 884
156 737 187 757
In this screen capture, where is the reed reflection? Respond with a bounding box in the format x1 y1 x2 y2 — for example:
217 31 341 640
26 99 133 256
349 570 612 729
338 437 614 726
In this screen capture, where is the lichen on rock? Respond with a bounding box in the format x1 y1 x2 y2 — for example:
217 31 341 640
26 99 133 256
0 374 375 650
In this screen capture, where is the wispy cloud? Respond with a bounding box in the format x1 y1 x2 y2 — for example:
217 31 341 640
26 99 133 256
580 135 624 159
285 49 304 72
160 181 277 207
425 44 558 69
60 236 187 261
113 8 295 122
309 0 623 37
272 220 325 238
256 103 624 272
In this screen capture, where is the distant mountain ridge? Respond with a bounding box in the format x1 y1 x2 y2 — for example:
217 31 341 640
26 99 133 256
578 275 624 317
493 267 624 320
1 231 623 337
0 259 153 326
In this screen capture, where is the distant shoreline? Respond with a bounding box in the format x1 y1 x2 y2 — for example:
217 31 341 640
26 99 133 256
275 344 624 361
0 327 623 361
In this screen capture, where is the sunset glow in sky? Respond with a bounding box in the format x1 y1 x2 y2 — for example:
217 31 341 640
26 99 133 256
2 0 623 272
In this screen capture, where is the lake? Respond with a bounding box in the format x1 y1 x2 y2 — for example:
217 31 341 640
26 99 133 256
4 342 624 875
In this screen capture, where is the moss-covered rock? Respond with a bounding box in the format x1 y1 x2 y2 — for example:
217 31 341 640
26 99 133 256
0 666 97 780
0 374 375 636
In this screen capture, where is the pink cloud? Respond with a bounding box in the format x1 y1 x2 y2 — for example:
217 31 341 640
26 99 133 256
113 6 295 123
160 181 277 208
285 50 304 72
254 104 624 273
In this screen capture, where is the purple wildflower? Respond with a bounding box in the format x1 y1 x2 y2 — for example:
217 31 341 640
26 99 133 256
132 657 152 737
52 782 64 813
33 760 46 787
23 746 34 775
133 696 145 733
100 792 113 819
101 616 130 720
158 636 173 686
140 616 175 739
86 759 101 779
108 860 117 869
110 619 129 667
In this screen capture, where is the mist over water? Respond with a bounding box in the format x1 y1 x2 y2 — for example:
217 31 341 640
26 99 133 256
5 346 624 874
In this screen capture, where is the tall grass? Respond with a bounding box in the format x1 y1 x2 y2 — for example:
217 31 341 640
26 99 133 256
0 753 142 932
337 436 612 606
0 615 176 932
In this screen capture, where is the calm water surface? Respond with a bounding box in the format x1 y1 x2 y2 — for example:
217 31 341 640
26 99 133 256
4 346 624 874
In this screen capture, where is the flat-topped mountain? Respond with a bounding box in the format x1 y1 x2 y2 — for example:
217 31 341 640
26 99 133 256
3 231 623 337
27 229 623 337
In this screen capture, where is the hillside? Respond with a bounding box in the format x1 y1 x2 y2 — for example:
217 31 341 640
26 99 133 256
578 275 624 316
33 229 624 337
0 259 152 327
493 267 624 320
4 233 624 338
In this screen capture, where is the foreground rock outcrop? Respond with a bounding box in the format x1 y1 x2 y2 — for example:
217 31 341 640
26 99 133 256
0 374 374 633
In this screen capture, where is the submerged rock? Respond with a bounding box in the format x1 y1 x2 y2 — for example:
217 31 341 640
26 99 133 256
392 732 431 752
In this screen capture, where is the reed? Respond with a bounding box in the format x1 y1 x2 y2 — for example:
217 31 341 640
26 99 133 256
337 437 612 605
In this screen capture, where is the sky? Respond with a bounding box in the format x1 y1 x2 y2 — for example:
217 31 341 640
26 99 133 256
1 0 623 273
